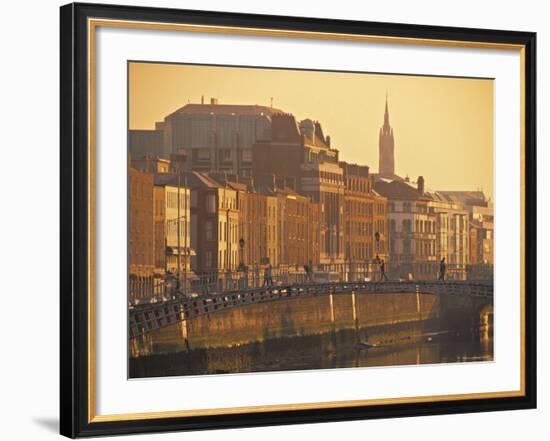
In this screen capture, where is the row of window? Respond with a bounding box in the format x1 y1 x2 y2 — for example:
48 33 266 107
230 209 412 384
348 243 375 260
166 219 188 236
388 202 435 214
345 177 370 193
166 191 189 210
390 219 433 234
346 200 373 217
318 170 344 184
346 221 374 237
218 249 239 269
191 148 254 163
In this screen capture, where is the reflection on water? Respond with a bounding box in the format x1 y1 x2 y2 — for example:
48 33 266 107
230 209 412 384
129 320 493 378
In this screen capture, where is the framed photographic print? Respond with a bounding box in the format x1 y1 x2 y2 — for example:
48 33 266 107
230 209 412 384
60 2 537 438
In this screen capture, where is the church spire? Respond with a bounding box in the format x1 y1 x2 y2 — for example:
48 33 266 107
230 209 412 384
384 91 390 128
379 91 395 177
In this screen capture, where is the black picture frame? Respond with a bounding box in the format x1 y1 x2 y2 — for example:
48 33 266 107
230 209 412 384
60 2 537 438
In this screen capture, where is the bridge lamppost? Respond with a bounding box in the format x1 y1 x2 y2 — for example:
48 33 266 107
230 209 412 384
238 237 246 289
374 231 381 280
238 237 245 270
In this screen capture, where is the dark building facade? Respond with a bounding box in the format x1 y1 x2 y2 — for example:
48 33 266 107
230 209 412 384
154 99 281 176
132 156 171 175
129 168 155 277
129 128 164 159
253 114 345 268
187 172 239 274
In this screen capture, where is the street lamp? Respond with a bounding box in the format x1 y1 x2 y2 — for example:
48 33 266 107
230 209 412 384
374 231 381 280
238 237 245 271
375 230 381 255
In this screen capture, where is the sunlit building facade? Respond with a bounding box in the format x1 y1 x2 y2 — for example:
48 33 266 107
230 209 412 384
428 193 470 280
153 183 192 275
375 177 437 279
341 162 388 278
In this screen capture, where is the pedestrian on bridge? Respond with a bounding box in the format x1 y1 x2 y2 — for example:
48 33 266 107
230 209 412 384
263 265 274 287
304 260 314 283
439 257 446 281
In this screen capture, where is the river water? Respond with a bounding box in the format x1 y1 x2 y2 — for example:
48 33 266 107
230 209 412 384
129 293 493 378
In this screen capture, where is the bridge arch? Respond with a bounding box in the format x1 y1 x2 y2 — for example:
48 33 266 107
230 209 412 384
129 280 493 339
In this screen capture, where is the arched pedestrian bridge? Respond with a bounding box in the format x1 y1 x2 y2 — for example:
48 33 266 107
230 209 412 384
129 280 493 340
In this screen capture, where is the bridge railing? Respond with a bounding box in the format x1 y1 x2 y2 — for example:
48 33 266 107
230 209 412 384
129 261 494 306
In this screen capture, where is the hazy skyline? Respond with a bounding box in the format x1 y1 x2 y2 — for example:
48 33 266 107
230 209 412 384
129 62 494 199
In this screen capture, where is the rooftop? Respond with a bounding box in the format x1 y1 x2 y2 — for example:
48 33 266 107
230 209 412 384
438 191 488 206
374 179 431 201
166 102 282 120
154 171 226 190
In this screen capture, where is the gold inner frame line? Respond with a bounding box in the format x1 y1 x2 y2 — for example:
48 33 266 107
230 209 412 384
87 17 527 423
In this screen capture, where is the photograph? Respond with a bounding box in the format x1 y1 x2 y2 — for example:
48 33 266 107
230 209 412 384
127 62 495 378
55 2 538 437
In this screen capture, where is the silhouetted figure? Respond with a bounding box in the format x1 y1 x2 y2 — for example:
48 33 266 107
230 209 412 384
380 259 388 281
263 265 274 287
304 260 314 282
268 265 274 286
439 257 446 281
263 266 269 287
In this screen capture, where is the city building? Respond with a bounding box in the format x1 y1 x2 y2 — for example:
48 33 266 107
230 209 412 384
129 168 155 276
253 114 345 269
428 192 470 279
209 173 321 270
129 126 164 159
152 185 166 273
208 173 279 269
131 98 282 175
374 176 437 279
341 162 388 279
152 180 192 278
439 191 494 277
264 182 321 269
470 204 494 266
187 172 239 274
131 156 171 175
129 168 155 303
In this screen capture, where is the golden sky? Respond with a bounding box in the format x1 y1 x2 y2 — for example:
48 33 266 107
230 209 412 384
129 62 494 199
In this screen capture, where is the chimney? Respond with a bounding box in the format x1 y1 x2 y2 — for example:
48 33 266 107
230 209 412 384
417 176 425 194
326 135 331 147
201 95 204 105
210 97 218 105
